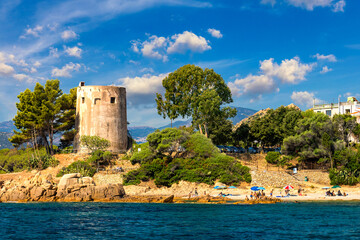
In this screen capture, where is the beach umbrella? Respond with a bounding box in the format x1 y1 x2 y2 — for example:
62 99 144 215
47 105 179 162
258 187 266 190
214 186 226 189
283 185 294 190
251 186 260 191
332 185 341 189
228 186 237 189
322 187 330 189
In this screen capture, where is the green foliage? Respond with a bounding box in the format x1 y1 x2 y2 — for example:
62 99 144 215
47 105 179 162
57 161 96 177
0 148 58 173
10 80 77 154
184 133 219 158
250 106 303 147
130 142 155 164
87 150 114 169
80 135 111 152
124 128 251 187
155 64 235 137
147 128 189 155
283 112 337 162
232 123 251 147
265 152 281 164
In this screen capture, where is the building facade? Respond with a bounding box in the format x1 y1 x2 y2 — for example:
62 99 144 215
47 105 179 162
73 82 128 153
313 96 360 123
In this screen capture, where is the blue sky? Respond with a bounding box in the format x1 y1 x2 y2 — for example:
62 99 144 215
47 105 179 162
0 0 359 127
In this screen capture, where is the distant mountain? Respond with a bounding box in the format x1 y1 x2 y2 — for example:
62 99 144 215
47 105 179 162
0 107 258 147
0 120 16 133
0 132 13 149
128 119 192 143
230 107 258 125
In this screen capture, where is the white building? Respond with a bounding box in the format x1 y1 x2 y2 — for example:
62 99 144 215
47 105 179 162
313 97 360 123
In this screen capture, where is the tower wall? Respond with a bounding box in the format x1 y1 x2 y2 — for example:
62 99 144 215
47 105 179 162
74 85 127 153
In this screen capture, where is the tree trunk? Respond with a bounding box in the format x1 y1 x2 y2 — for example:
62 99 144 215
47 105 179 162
198 124 203 135
330 154 333 169
49 123 54 155
203 124 208 138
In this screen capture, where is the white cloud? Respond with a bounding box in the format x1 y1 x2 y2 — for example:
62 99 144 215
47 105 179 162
228 57 314 101
313 53 337 62
131 31 211 61
49 47 59 58
291 91 320 107
264 0 346 11
228 74 279 98
286 0 333 10
20 25 43 38
167 31 211 54
261 0 277 6
260 57 314 84
117 73 168 106
0 63 15 76
51 62 81 78
333 0 345 12
61 30 78 40
140 35 168 61
33 61 41 67
140 67 154 73
320 66 332 74
207 28 223 38
64 46 82 58
13 73 34 83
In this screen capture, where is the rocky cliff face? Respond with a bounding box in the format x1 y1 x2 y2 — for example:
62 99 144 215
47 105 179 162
0 172 125 202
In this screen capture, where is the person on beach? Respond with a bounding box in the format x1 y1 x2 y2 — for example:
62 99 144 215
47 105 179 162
270 189 273 198
338 190 342 196
194 188 198 196
188 191 192 199
250 192 253 199
245 195 249 201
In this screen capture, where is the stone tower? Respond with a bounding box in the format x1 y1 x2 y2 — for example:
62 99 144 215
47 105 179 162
74 82 128 153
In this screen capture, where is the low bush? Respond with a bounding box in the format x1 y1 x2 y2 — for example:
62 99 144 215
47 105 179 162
124 128 251 187
57 161 96 177
0 148 59 173
265 152 281 164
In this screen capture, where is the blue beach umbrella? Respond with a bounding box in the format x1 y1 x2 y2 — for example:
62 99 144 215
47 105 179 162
251 186 260 191
258 187 266 190
228 186 237 189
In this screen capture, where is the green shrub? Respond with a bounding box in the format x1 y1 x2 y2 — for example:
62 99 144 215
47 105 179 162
265 152 281 164
130 142 155 164
124 128 252 187
0 148 59 173
57 161 96 177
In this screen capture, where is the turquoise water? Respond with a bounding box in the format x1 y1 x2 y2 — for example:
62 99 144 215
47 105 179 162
1 202 360 239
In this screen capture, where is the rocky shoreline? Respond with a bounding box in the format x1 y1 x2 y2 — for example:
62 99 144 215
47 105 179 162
0 172 281 204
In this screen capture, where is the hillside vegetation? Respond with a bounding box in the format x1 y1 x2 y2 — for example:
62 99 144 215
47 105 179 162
124 128 251 187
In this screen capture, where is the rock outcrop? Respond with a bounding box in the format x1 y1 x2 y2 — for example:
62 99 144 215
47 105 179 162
0 172 125 202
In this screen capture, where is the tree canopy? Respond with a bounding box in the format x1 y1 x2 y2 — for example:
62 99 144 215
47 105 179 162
156 64 235 137
9 80 76 155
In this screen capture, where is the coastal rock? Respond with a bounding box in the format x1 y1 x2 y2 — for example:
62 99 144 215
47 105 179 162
161 195 174 203
0 172 125 202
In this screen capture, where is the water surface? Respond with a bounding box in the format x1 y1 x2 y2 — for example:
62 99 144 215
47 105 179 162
1 202 359 239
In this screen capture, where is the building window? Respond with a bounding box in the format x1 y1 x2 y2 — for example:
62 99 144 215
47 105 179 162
82 97 85 104
110 97 116 103
94 98 101 105
326 110 331 116
345 109 350 114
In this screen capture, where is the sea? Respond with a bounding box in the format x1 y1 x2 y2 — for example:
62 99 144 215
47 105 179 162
1 202 359 239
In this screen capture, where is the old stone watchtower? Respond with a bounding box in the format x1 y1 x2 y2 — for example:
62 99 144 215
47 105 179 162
73 82 128 153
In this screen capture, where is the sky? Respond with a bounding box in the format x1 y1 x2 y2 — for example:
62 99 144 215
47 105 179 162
0 0 359 127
